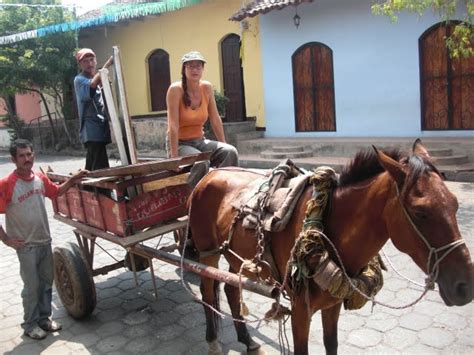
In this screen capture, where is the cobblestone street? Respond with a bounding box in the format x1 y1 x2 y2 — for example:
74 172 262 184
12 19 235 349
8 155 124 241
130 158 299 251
0 153 473 354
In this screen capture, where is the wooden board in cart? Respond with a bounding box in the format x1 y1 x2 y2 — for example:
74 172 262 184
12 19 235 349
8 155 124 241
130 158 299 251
53 184 190 237
48 153 210 237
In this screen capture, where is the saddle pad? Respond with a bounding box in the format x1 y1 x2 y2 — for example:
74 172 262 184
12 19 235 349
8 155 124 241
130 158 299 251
231 173 310 232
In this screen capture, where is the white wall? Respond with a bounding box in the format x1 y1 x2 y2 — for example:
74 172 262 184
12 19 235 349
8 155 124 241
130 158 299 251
260 0 473 137
0 128 11 148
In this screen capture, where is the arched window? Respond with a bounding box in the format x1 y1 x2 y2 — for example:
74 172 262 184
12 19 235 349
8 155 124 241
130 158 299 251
420 22 473 130
148 49 171 112
292 42 336 132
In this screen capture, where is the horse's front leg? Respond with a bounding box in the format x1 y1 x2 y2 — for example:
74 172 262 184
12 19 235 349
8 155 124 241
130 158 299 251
224 279 260 352
199 254 222 355
321 302 342 355
291 293 312 355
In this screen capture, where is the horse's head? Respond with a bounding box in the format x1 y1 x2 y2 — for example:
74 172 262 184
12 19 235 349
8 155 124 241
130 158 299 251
375 139 473 306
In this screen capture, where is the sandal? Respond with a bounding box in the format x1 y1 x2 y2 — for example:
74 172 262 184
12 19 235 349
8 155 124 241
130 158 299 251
39 320 62 332
24 326 47 340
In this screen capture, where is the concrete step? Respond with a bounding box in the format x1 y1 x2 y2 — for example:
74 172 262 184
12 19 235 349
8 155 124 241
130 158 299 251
234 131 264 142
239 154 474 183
427 148 453 157
260 150 314 159
239 154 349 172
432 155 469 165
235 137 474 162
436 163 474 182
272 145 306 153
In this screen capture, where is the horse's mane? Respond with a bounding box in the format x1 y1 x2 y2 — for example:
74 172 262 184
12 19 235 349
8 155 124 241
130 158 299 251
338 148 441 189
338 148 402 187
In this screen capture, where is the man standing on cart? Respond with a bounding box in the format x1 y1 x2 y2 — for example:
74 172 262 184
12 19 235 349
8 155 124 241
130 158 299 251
74 48 114 171
0 139 88 340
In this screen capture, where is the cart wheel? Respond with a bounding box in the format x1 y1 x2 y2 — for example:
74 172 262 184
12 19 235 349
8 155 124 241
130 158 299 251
173 227 199 261
53 243 96 319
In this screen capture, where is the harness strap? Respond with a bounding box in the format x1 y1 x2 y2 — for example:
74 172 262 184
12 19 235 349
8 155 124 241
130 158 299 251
395 183 465 288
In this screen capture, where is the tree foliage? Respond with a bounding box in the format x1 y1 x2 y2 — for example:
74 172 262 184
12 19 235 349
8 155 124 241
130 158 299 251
372 0 473 58
0 0 77 143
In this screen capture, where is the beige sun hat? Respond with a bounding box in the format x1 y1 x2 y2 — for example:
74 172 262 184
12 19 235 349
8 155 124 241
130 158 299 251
181 51 206 64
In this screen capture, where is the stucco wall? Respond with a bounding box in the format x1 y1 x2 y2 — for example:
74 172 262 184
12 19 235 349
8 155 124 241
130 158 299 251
259 0 473 137
79 0 266 127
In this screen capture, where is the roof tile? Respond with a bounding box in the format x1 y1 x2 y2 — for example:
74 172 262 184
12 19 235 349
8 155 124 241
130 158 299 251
229 0 314 21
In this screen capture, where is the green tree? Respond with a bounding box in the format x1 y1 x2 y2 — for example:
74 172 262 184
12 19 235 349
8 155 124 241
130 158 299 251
0 0 77 146
372 0 473 58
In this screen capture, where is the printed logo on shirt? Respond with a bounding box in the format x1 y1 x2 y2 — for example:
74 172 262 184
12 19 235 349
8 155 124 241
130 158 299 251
16 188 45 203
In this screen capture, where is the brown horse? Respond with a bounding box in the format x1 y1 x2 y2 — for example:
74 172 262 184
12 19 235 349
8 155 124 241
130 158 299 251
188 140 473 354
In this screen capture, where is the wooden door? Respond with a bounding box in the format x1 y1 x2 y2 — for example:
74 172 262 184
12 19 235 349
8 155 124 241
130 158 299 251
292 42 336 132
148 49 171 112
420 22 474 130
221 34 246 122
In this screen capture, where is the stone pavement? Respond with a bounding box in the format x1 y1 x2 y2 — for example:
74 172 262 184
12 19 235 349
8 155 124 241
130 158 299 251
0 153 473 355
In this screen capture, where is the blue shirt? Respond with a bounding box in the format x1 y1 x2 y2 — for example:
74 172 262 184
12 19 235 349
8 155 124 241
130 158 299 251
74 73 111 144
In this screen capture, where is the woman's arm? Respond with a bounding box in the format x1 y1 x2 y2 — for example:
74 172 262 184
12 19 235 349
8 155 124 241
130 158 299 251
206 83 226 143
166 84 182 158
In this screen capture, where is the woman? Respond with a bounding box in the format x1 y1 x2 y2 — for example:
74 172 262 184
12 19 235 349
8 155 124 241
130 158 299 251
166 51 238 170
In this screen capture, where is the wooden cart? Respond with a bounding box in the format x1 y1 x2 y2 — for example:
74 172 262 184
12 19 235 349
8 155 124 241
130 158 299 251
48 153 279 319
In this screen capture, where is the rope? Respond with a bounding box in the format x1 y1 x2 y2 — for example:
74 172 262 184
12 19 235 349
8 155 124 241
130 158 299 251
381 248 425 289
315 229 431 310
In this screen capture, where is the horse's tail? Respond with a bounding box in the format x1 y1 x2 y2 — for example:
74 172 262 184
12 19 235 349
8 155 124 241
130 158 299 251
186 168 216 210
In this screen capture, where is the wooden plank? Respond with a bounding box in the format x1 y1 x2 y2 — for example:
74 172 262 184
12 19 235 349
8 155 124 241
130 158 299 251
142 173 189 192
120 218 188 247
100 68 130 166
113 46 138 164
47 172 118 190
54 214 188 248
55 214 126 246
114 170 180 190
86 151 211 178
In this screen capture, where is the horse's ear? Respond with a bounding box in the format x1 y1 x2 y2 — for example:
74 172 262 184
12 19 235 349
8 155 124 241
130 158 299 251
412 138 430 159
373 145 407 187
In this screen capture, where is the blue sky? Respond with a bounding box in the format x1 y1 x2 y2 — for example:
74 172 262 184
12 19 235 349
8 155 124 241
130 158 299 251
61 0 112 15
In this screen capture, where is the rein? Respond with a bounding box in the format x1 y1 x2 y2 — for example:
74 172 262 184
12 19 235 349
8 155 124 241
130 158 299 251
394 183 465 289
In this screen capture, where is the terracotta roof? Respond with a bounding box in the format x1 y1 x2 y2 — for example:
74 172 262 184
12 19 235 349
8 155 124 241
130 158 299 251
229 0 314 21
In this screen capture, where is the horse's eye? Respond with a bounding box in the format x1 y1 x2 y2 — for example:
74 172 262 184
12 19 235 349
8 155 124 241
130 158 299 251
413 209 429 220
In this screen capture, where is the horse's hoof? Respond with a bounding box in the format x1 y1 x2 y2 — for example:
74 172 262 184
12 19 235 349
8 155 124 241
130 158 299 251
208 339 223 355
247 339 261 352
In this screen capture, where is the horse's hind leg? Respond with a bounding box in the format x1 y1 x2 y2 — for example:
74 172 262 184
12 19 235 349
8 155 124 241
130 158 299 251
200 255 222 354
321 302 342 355
223 281 260 352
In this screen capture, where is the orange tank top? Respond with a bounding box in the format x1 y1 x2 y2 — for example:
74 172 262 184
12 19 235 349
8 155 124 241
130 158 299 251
178 84 209 141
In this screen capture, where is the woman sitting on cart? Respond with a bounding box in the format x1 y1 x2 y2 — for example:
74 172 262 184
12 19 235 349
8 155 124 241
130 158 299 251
166 51 239 172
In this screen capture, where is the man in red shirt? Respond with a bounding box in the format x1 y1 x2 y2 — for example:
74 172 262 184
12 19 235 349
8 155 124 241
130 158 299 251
0 139 88 340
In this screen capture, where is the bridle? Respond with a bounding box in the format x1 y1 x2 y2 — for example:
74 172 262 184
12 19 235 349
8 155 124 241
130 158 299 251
394 183 465 289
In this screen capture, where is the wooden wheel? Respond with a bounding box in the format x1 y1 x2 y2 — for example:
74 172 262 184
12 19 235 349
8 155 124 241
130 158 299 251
53 243 96 319
173 227 199 261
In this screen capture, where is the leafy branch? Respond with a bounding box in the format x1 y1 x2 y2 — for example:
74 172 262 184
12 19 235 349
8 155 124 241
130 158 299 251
372 0 473 58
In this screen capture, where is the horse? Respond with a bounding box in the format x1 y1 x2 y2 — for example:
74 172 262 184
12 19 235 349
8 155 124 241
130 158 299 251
188 139 473 354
